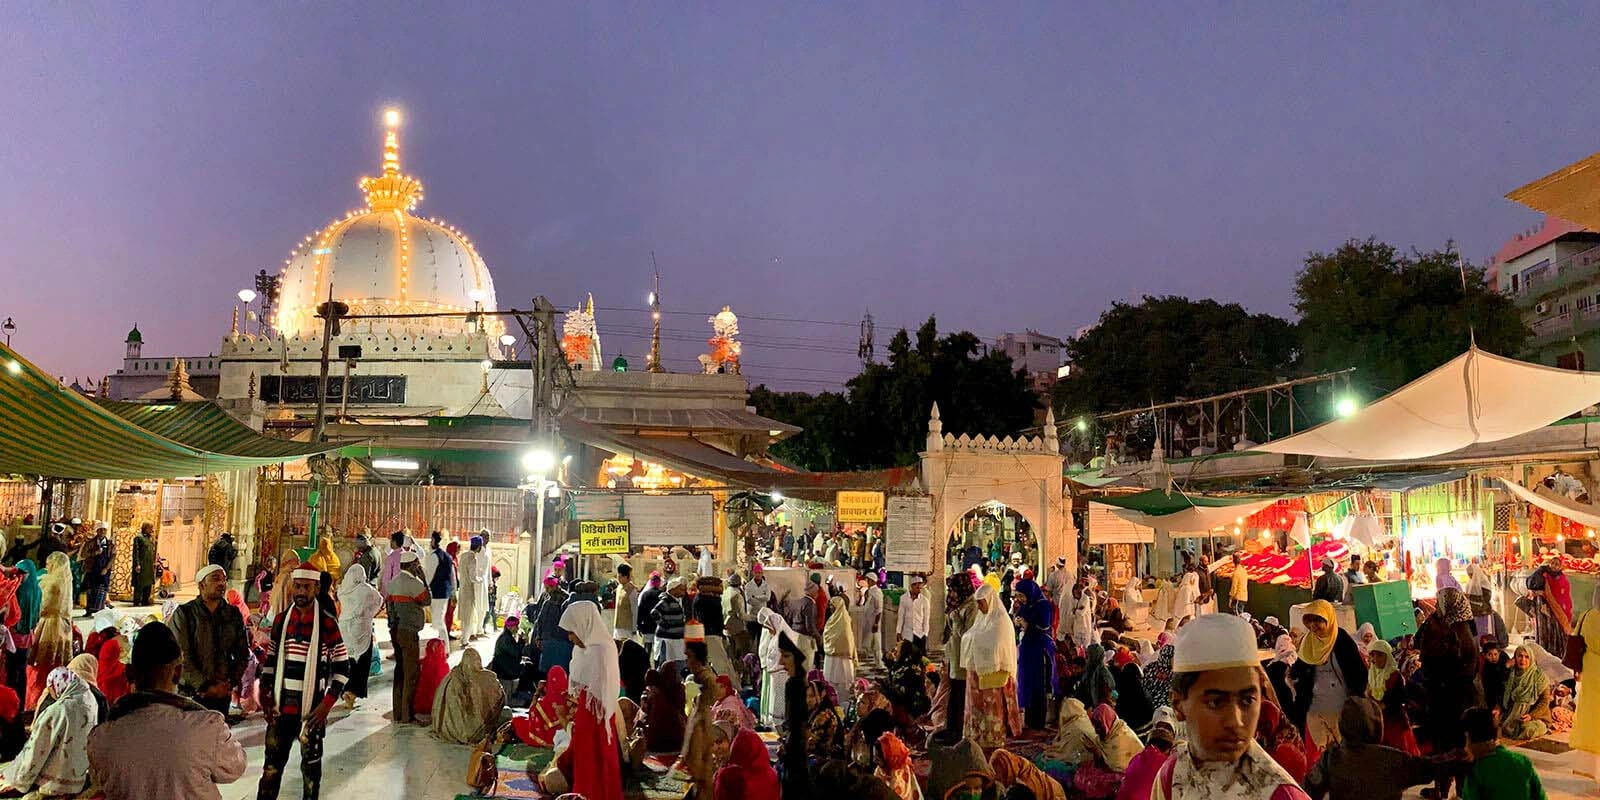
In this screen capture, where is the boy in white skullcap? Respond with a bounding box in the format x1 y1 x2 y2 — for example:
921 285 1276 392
1147 613 1308 800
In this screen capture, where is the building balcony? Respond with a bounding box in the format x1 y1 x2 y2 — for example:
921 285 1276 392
1513 243 1600 305
1529 304 1600 348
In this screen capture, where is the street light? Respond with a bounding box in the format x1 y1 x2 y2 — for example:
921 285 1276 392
1 318 13 347
1335 396 1360 418
522 445 558 598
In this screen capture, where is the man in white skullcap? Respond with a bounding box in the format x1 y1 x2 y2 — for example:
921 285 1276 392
258 567 350 799
169 563 248 715
1147 613 1308 800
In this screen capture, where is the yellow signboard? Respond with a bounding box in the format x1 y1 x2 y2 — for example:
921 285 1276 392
579 519 631 555
836 491 886 523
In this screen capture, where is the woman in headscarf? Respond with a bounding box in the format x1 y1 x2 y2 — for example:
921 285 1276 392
711 674 755 732
1414 586 1480 799
224 589 250 626
1012 576 1058 730
337 563 384 709
1497 644 1551 740
776 631 813 800
0 666 92 797
1531 555 1574 658
512 666 569 747
412 637 450 717
1110 646 1154 735
1140 642 1175 714
874 731 920 800
1354 623 1376 658
928 738 994 800
93 623 129 706
805 678 845 760
1253 698 1307 784
1433 557 1461 592
64 654 106 724
430 647 506 744
1365 639 1418 755
1090 701 1143 771
1465 557 1495 639
1077 643 1114 709
269 550 300 618
990 745 1065 800
252 555 277 615
1264 634 1296 713
305 535 342 583
1288 598 1367 748
25 552 73 711
960 579 1022 749
1572 582 1600 790
822 595 857 701
629 663 688 760
618 636 650 704
713 727 779 800
557 600 624 800
1136 638 1157 667
7 560 40 696
756 606 806 727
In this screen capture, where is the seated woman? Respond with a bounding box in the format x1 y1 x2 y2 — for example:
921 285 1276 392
628 663 687 767
873 732 922 800
0 668 93 798
806 679 844 761
990 747 1066 800
712 675 756 732
1109 647 1153 735
713 728 780 800
1497 644 1551 740
430 648 506 745
0 685 21 763
412 638 450 718
512 667 570 747
1089 702 1143 772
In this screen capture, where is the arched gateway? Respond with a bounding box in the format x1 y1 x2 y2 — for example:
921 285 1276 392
919 404 1071 651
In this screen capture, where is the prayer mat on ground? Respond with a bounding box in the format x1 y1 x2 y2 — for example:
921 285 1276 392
1517 737 1572 755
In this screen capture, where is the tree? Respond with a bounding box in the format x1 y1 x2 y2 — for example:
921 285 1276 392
1053 296 1300 416
750 317 1038 471
1294 239 1530 394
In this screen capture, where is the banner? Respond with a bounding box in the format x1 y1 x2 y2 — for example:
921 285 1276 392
574 493 624 522
885 496 933 573
622 494 716 546
837 491 886 523
579 519 631 555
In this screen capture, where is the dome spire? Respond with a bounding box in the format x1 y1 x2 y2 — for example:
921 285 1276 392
359 107 424 212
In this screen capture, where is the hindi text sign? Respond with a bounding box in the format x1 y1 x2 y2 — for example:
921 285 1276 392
579 519 631 555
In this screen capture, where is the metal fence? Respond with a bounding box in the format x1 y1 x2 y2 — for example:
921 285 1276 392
275 483 528 542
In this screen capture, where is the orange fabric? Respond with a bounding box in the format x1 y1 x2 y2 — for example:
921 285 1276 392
412 638 449 714
989 748 1067 800
96 637 130 704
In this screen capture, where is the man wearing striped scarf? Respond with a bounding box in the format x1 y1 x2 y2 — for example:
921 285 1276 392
258 568 350 800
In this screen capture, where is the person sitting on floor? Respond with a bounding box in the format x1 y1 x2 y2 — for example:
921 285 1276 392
990 747 1066 800
511 666 570 747
1459 706 1545 800
874 731 922 800
1496 644 1552 741
627 663 687 769
1304 696 1432 800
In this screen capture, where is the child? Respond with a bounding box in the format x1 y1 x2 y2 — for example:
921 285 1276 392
1117 711 1176 800
1459 707 1545 800
1149 613 1309 800
1303 696 1432 800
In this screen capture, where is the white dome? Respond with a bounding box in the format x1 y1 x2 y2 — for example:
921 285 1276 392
272 113 498 338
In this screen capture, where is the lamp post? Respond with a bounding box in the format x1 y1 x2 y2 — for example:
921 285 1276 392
237 289 258 336
1 318 13 347
523 446 557 599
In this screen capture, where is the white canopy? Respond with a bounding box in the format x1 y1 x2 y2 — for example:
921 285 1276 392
1103 498 1279 536
1254 348 1600 460
1498 478 1600 530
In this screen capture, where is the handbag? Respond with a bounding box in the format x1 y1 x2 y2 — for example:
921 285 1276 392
466 733 499 795
1562 610 1588 673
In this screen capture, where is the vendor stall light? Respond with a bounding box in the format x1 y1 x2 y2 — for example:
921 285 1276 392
1588 530 1595 539
771 491 784 502
5 360 19 374
1335 396 1359 417
1232 526 1242 536
371 458 420 471
1557 533 1566 543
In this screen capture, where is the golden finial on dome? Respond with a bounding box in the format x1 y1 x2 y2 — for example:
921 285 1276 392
360 107 424 212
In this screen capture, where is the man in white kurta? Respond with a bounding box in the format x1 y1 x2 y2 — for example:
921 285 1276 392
851 576 884 665
458 534 492 640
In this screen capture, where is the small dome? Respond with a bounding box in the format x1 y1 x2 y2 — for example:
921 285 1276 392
125 325 142 344
271 111 498 338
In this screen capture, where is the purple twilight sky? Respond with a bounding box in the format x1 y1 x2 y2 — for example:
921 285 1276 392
2 4 1599 393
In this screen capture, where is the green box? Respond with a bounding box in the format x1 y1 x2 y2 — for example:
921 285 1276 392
1352 580 1416 640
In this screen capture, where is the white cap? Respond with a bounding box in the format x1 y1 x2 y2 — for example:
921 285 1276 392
400 551 420 564
291 568 322 582
1172 613 1260 673
194 564 226 584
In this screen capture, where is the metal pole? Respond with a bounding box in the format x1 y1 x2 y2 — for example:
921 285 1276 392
312 300 336 443
533 478 547 600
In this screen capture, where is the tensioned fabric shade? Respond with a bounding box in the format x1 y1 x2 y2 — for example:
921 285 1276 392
1254 347 1600 460
1497 478 1600 530
1092 489 1284 534
1506 151 1600 231
0 342 343 479
95 399 336 459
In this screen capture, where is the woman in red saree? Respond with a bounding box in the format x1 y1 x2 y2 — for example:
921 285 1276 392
412 638 450 716
511 666 569 746
556 601 623 800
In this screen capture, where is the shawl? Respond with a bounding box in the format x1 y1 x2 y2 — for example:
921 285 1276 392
67 654 97 689
1138 639 1158 667
1434 559 1461 592
336 564 384 657
1047 697 1100 764
272 602 323 713
1163 740 1299 800
95 635 129 703
822 596 856 659
1079 644 1114 706
1355 623 1375 656
1466 561 1493 597
561 600 621 739
990 748 1067 800
1366 639 1397 702
1296 599 1338 666
928 739 993 800
1435 587 1472 625
33 552 74 666
874 732 918 800
714 728 779 800
959 582 1018 678
430 648 505 744
757 607 810 672
1142 644 1176 706
713 675 756 730
13 560 40 636
413 638 450 714
1502 645 1549 716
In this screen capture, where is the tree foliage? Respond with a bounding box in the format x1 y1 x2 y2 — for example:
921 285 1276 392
750 317 1037 471
1053 296 1300 417
1294 239 1530 394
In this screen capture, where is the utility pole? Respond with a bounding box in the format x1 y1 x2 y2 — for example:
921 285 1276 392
647 253 664 373
308 289 347 550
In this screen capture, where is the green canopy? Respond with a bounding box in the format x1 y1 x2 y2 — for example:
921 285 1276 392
1093 488 1286 516
0 342 343 479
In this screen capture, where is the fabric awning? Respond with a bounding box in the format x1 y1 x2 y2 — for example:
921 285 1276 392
1254 347 1600 460
0 343 343 479
1498 478 1600 529
562 418 784 487
95 400 345 459
1092 489 1284 534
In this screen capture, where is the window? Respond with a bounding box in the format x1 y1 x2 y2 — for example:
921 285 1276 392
1512 273 1520 292
1560 303 1571 315
1032 343 1041 352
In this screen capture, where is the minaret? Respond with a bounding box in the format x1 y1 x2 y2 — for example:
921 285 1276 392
926 402 944 452
647 255 664 373
1043 407 1060 454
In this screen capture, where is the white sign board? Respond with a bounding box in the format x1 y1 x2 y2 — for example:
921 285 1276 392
574 493 624 522
1087 505 1156 545
885 496 934 573
622 494 716 546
